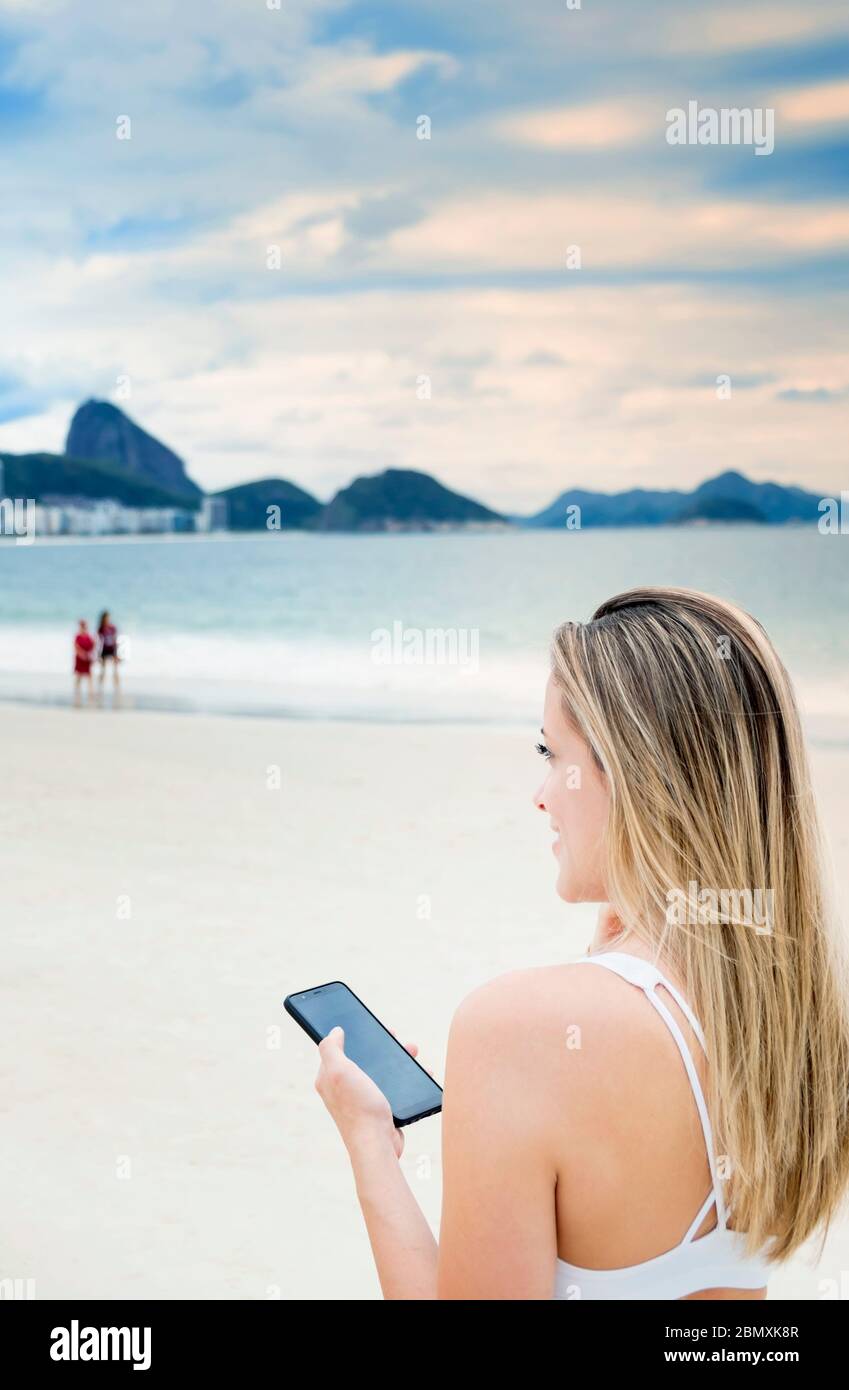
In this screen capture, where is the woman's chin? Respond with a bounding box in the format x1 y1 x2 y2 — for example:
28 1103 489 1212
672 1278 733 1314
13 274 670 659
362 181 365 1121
555 869 579 902
555 866 597 903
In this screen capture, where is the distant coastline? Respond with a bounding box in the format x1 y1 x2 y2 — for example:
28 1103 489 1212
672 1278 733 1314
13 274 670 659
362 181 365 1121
0 517 823 547
0 397 836 539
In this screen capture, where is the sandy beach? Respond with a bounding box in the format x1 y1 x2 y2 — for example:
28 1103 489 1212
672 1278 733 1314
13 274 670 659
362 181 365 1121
2 702 848 1300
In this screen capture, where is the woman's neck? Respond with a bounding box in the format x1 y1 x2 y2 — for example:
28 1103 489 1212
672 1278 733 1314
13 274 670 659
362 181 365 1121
588 905 660 963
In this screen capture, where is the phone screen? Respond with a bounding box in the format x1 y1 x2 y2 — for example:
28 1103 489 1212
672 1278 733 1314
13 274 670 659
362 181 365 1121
286 982 443 1125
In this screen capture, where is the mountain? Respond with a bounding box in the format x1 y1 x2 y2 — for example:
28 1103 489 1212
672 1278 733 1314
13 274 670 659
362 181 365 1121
0 451 202 511
523 470 825 527
318 468 505 531
10 397 828 533
675 495 766 524
66 400 202 502
523 485 685 527
684 470 822 524
214 478 321 531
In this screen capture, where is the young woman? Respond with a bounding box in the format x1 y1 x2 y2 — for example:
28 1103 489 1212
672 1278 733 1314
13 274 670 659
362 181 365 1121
312 586 849 1299
96 610 121 705
72 618 95 708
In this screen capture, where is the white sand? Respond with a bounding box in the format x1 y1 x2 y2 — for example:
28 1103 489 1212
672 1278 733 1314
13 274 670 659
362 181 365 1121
2 703 848 1300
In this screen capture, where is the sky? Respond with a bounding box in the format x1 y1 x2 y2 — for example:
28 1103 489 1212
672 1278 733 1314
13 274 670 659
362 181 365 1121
0 0 848 512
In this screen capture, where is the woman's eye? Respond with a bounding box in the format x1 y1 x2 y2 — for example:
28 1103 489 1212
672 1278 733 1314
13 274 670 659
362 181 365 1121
535 742 552 760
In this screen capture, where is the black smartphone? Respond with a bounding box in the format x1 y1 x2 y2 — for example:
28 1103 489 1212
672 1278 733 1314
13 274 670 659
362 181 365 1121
284 981 443 1127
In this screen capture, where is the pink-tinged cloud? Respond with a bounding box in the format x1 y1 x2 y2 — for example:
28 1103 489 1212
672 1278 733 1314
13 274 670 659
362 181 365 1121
498 101 653 149
665 3 849 53
273 45 460 101
383 193 849 270
776 79 849 126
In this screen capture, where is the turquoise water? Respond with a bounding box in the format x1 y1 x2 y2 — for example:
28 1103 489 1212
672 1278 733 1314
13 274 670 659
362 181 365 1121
0 528 846 728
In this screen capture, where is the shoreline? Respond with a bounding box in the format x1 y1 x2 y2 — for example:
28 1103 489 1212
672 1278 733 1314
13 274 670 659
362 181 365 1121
0 689 541 728
2 688 848 750
0 521 831 547
0 692 534 727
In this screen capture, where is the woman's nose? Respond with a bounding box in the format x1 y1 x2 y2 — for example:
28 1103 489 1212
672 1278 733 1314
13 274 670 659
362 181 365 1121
532 783 546 812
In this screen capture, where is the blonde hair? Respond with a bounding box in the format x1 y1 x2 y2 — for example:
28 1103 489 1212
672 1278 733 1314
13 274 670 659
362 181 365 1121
551 585 849 1263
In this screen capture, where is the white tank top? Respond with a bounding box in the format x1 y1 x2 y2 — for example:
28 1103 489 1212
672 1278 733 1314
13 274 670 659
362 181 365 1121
553 950 775 1300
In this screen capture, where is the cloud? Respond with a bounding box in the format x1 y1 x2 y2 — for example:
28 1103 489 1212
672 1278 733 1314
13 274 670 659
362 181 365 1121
522 351 567 367
284 44 460 99
665 4 849 54
342 193 425 242
497 101 653 150
2 275 847 509
775 79 849 128
777 386 847 402
0 0 847 506
382 191 849 272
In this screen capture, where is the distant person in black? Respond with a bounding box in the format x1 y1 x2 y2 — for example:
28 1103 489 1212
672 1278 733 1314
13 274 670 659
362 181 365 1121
97 610 122 707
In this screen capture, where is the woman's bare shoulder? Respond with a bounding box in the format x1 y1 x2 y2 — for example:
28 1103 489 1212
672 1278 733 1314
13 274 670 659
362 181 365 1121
449 962 660 1093
452 960 655 1025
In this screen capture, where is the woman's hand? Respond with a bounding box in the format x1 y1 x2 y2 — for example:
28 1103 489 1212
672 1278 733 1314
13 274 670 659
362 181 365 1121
315 1025 420 1160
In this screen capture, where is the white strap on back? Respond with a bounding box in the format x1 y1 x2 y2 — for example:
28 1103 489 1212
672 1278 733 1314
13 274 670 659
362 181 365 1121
643 986 728 1231
682 1189 719 1244
573 952 728 1233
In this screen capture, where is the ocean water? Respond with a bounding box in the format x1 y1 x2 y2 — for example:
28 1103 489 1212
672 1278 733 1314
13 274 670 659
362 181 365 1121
0 528 846 734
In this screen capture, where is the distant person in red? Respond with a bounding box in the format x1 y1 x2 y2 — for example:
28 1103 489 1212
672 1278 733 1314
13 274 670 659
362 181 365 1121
73 619 95 707
97 609 121 707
